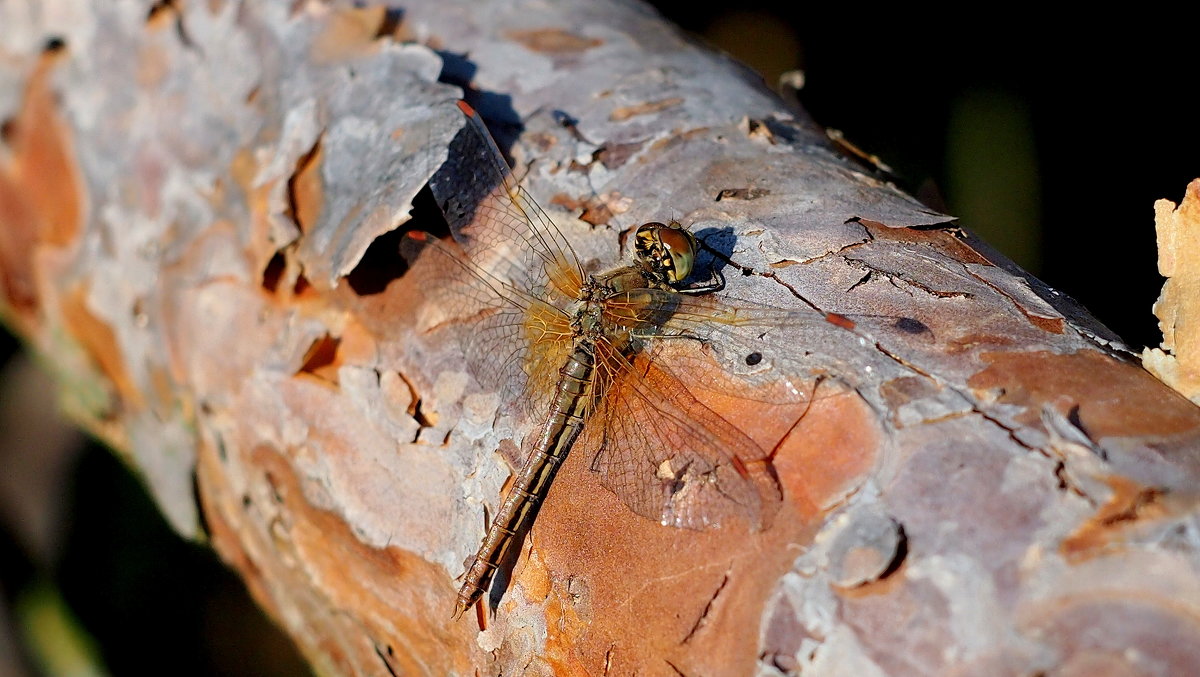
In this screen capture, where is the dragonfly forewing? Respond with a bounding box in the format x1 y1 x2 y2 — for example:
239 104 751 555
430 100 585 302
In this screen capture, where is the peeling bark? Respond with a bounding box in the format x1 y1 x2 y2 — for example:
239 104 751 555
2 1 1199 676
1145 179 1200 401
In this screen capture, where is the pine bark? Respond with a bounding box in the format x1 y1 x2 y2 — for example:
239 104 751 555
1 1 1198 675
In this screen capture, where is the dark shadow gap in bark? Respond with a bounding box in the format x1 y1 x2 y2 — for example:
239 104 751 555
346 185 449 295
877 522 908 581
298 333 341 386
286 136 324 235
261 250 286 293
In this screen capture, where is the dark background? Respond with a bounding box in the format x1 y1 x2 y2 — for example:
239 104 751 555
0 5 1193 675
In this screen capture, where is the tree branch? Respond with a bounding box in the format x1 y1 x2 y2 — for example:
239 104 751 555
2 1 1198 675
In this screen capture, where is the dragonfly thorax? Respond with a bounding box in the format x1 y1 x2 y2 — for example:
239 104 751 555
572 270 643 336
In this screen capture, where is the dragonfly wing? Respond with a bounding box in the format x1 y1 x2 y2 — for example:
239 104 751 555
404 232 573 419
463 296 574 417
608 288 862 403
429 101 585 303
578 338 782 531
413 102 585 415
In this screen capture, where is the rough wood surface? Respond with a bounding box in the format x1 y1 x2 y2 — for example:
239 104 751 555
3 1 1200 675
1145 179 1200 402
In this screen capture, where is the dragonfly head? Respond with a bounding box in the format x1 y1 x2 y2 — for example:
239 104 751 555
634 221 697 286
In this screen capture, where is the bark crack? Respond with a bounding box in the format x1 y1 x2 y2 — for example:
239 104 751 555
665 659 689 676
373 643 400 677
762 262 1105 499
842 255 973 299
964 266 1064 334
681 571 730 645
394 368 437 436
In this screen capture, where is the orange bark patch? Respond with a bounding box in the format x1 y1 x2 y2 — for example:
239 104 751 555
969 349 1200 438
311 6 389 62
0 49 84 318
0 171 39 313
290 316 379 386
1026 312 1064 334
145 1 178 29
197 440 476 676
332 251 429 345
60 283 143 410
532 460 809 676
1060 475 1166 562
609 97 685 122
337 315 378 366
506 28 603 53
549 192 630 227
543 580 589 676
517 545 554 607
518 377 878 674
230 147 283 282
861 219 989 264
594 140 645 170
550 194 584 210
945 331 1017 354
7 53 80 247
287 137 324 234
772 389 880 516
297 333 342 386
148 361 178 421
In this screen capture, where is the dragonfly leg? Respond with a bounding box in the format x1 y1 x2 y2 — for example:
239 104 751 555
630 330 706 343
677 267 725 295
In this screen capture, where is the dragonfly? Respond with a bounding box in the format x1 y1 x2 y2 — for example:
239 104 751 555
410 101 845 619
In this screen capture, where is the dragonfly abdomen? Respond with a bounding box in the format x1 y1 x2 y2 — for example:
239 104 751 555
454 344 596 617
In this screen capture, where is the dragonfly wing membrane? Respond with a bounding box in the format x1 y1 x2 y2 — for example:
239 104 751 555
430 103 585 302
419 103 589 416
579 338 782 531
624 289 856 405
404 232 572 418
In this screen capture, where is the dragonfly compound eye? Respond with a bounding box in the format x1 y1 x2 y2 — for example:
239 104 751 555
635 222 697 284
